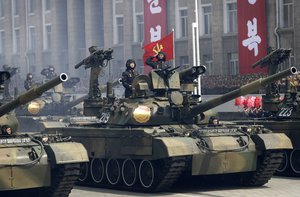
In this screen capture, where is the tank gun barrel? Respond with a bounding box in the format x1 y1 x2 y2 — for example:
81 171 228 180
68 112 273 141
185 67 297 120
0 73 68 117
179 65 206 82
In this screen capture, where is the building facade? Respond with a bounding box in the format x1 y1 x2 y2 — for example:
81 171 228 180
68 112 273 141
0 0 297 83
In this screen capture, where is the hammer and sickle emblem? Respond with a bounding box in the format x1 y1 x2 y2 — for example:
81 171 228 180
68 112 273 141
152 43 163 54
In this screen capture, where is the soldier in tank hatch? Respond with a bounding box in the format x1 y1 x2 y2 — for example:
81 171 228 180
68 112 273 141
41 65 57 80
121 59 139 98
24 73 35 90
145 51 169 70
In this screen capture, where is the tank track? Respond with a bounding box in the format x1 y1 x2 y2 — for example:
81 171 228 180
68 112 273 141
152 157 187 192
240 150 284 186
41 163 81 197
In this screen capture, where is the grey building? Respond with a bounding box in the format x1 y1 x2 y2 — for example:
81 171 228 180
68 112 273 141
0 0 297 85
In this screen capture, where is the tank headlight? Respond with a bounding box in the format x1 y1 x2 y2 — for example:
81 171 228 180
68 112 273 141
28 101 40 115
133 105 151 123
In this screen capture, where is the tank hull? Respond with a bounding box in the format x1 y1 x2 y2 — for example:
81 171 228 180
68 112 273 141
0 134 88 196
221 115 300 176
43 123 292 192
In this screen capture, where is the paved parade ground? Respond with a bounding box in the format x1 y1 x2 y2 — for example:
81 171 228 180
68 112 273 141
70 176 300 197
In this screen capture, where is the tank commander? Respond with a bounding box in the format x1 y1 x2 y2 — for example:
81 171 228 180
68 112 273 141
24 73 34 90
2 64 18 99
1 125 12 135
145 51 169 70
41 65 57 80
208 116 219 126
121 59 139 98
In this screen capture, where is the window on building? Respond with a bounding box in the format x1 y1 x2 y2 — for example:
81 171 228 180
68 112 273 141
28 53 36 73
14 0 20 16
14 29 20 53
0 0 4 17
281 0 293 28
180 56 189 68
44 0 50 11
116 16 124 44
136 59 143 73
45 24 51 50
202 5 212 35
179 8 188 38
135 14 144 42
28 0 35 14
28 27 35 51
0 31 4 54
203 54 213 75
228 53 239 75
226 1 237 33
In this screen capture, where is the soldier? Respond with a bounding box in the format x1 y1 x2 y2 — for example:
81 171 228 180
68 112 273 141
41 65 57 80
145 51 169 70
24 73 34 90
1 125 12 135
121 59 139 98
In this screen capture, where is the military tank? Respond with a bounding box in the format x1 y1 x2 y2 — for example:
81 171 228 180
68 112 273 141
0 72 89 196
226 48 300 176
16 76 84 117
42 47 296 192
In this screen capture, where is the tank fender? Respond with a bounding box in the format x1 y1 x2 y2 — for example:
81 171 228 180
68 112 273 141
251 133 293 150
44 142 89 165
153 137 200 159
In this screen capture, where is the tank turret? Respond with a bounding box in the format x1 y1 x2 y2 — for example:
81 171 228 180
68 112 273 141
81 61 296 125
0 72 88 196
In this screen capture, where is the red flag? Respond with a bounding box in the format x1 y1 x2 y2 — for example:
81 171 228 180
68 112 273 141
143 32 174 74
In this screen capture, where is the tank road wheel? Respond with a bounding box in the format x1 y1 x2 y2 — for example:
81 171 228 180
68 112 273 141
139 160 154 189
91 158 105 183
106 158 121 185
122 159 137 187
277 151 289 173
290 149 300 174
78 162 89 182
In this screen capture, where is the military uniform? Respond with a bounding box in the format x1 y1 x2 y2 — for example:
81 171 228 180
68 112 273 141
24 73 34 90
122 59 139 98
41 65 57 80
145 51 168 70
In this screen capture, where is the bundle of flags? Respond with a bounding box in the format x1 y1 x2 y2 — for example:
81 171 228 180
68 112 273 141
235 96 262 110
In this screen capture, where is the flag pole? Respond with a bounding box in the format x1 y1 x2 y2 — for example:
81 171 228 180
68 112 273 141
172 28 175 68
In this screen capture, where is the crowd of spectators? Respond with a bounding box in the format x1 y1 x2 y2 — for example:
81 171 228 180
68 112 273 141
201 73 269 95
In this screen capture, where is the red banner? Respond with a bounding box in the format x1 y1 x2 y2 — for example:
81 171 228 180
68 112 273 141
143 32 174 69
143 0 167 73
237 0 267 74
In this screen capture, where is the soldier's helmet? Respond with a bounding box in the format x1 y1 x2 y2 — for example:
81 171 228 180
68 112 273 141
126 59 136 69
27 73 33 80
48 65 55 72
156 51 166 61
